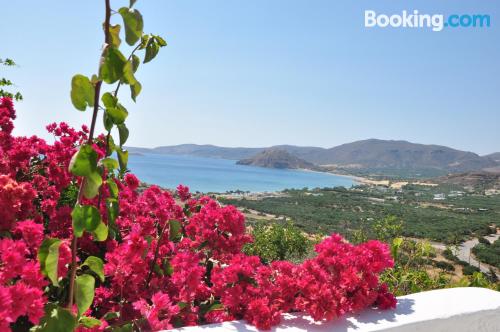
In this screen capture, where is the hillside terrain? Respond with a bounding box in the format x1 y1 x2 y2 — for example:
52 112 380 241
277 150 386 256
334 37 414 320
128 140 498 178
237 149 321 171
313 139 497 173
486 152 500 163
219 185 500 244
433 171 500 191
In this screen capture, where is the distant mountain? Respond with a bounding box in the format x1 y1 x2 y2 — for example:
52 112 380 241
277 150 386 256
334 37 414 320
127 140 498 177
128 144 264 160
127 144 327 161
237 149 321 171
309 139 498 173
486 152 500 163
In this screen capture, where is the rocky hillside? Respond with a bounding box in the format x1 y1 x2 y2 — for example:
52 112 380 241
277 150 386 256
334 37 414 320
236 149 321 171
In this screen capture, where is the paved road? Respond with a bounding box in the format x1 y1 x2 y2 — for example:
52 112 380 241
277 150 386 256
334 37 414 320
410 234 499 277
453 234 499 276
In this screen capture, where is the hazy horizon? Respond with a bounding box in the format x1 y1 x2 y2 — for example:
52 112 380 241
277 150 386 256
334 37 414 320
2 0 499 154
128 138 498 157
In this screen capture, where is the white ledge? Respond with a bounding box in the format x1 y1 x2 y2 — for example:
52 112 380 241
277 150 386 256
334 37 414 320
170 287 500 331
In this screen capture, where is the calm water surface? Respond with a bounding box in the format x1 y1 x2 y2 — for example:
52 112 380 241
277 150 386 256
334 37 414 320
128 153 356 193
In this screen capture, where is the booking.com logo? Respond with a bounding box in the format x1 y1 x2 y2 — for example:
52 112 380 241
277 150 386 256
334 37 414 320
365 10 491 32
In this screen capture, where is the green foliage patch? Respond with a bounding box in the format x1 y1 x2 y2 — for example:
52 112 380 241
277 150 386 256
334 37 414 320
221 187 500 244
472 239 500 269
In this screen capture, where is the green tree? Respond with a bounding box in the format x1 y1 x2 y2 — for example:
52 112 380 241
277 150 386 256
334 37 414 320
245 221 310 262
372 215 403 242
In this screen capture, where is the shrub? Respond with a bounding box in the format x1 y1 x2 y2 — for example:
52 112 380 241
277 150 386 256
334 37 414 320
372 216 403 243
434 260 455 272
478 237 491 245
462 265 481 276
443 248 459 262
244 221 310 262
0 109 398 329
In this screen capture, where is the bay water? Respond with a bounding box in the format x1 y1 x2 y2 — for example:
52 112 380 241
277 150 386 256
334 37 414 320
128 153 356 193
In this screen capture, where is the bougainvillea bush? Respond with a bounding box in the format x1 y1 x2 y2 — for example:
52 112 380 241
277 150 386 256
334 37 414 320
0 1 395 331
0 97 396 331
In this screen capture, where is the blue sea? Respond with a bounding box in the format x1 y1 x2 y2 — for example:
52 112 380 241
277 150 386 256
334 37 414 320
128 153 356 193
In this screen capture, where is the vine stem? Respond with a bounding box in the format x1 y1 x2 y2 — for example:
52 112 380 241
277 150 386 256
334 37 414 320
67 0 111 310
114 43 141 98
102 43 142 177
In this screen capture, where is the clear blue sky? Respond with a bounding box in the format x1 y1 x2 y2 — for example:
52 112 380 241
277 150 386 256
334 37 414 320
1 0 499 154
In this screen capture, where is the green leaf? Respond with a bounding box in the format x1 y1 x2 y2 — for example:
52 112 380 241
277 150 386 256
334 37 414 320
79 316 101 328
38 238 62 286
122 60 141 101
82 256 105 282
83 171 103 199
207 303 224 312
112 323 133 332
106 135 116 157
130 81 142 102
101 92 117 108
101 157 119 170
169 220 182 242
0 78 13 86
119 7 144 46
93 221 108 242
117 124 129 146
108 24 122 48
131 54 140 72
391 237 404 259
75 274 95 316
71 204 102 238
69 145 98 177
105 104 128 125
71 75 94 111
163 259 174 276
103 112 114 132
200 302 223 316
154 35 167 47
153 262 164 276
123 61 138 86
117 149 129 172
102 311 120 321
32 304 77 332
144 38 160 63
106 198 119 227
99 47 127 84
107 179 119 198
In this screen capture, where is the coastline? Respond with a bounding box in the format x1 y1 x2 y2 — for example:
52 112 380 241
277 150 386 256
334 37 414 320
291 167 361 183
292 166 384 187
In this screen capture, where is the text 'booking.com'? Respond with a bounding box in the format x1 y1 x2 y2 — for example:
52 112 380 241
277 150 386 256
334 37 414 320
364 10 491 32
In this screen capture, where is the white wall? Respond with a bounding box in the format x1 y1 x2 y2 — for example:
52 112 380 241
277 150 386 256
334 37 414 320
169 287 500 332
